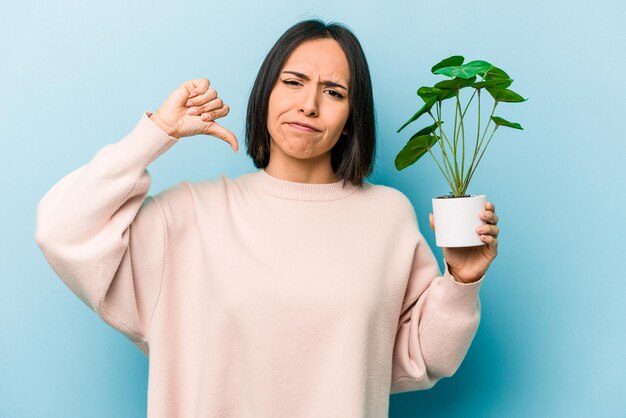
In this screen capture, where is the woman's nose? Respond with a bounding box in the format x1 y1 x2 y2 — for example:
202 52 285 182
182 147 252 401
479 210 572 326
298 87 319 116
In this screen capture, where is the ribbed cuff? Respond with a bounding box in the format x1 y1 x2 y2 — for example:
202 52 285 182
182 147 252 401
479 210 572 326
430 258 483 320
114 112 180 170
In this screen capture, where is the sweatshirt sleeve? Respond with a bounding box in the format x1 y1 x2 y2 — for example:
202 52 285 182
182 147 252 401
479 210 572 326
34 112 179 356
390 223 484 394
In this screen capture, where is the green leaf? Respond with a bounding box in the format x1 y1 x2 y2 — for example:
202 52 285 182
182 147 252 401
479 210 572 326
491 116 523 130
474 66 513 88
486 87 527 102
435 76 476 91
417 86 455 102
395 134 440 170
411 121 444 138
431 55 464 74
416 86 438 101
397 96 437 133
482 66 510 80
473 78 512 89
434 60 493 79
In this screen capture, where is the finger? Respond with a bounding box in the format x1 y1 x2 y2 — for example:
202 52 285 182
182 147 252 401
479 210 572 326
477 223 499 235
480 210 499 225
200 104 230 121
429 213 435 231
185 79 211 99
186 87 218 107
205 122 239 153
487 201 495 212
187 97 224 115
480 234 497 248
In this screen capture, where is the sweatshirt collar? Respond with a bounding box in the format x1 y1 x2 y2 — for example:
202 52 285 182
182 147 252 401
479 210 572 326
247 168 360 201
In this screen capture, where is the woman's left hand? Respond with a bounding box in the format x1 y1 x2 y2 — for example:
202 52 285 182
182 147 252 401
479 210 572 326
429 201 499 284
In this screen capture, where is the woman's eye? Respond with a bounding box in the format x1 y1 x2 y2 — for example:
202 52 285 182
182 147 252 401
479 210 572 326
327 90 344 99
282 80 344 99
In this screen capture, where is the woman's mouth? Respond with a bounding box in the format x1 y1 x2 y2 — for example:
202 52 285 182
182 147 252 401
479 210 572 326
287 123 320 132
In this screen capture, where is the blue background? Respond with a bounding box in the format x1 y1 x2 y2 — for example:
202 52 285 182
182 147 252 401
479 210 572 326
2 0 625 417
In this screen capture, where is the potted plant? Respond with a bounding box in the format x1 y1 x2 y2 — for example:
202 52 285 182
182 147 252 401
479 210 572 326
395 55 527 247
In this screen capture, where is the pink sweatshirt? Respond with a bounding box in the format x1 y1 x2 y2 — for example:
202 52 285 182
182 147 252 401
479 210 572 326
35 112 484 418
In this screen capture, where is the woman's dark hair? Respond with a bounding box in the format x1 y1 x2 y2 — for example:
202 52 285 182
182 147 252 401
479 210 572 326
245 18 376 188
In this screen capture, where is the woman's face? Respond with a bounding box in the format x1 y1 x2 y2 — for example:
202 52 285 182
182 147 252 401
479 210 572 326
266 38 350 163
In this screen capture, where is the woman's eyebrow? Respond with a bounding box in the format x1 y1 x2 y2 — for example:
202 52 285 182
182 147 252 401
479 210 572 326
282 70 348 91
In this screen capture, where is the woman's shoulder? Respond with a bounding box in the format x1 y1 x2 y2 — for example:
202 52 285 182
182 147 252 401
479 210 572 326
146 176 232 232
358 181 417 224
147 174 229 208
362 181 414 208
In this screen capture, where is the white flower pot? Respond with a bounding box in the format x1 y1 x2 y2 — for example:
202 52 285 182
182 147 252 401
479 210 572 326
431 194 487 247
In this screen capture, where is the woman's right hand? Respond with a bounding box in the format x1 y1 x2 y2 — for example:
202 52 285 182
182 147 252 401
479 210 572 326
149 79 239 153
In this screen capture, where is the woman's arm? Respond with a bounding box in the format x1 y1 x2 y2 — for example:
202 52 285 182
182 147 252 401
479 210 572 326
390 227 484 394
35 112 179 354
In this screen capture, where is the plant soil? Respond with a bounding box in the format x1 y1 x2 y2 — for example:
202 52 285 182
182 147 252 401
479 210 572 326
435 194 473 199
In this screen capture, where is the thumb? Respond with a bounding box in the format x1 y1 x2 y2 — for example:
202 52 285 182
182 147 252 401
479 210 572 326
429 213 435 231
205 121 239 153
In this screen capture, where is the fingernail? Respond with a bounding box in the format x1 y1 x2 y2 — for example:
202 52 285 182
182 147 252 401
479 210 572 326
187 108 197 115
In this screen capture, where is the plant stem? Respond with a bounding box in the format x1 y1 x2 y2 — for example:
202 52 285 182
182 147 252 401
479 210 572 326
463 125 499 191
464 88 481 195
462 99 498 192
433 101 454 151
436 120 457 189
429 106 457 185
478 100 498 152
457 90 466 193
461 89 477 119
453 91 460 188
418 106 450 186
455 85 476 195
426 146 453 189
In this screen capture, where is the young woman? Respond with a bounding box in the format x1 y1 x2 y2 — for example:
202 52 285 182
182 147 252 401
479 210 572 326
36 18 499 418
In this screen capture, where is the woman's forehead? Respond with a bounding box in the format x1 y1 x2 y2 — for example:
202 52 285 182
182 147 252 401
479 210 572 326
282 40 349 83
